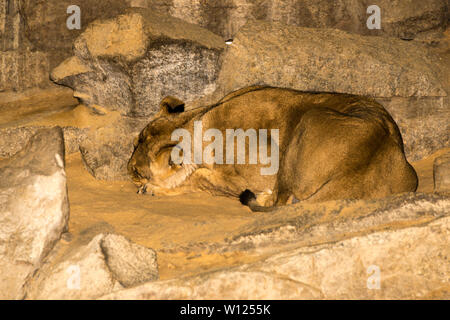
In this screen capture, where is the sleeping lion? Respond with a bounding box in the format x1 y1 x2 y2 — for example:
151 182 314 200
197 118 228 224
128 86 418 212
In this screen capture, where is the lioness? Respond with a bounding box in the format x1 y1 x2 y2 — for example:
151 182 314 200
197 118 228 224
128 86 417 211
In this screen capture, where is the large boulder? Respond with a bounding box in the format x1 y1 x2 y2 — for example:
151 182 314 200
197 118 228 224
215 21 449 161
100 193 450 299
0 126 88 158
24 233 159 300
78 116 148 180
51 8 225 118
50 8 225 180
217 21 445 99
0 127 69 299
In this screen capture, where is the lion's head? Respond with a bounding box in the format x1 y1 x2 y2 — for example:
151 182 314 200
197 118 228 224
128 96 199 193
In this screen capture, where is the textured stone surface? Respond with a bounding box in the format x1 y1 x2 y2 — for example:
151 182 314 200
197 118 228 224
52 8 225 117
216 21 448 160
130 41 220 116
222 193 449 254
0 127 69 299
0 0 133 92
378 97 450 161
368 0 448 39
434 152 450 192
1 0 447 92
0 50 51 91
217 21 445 98
24 233 159 300
100 193 450 300
0 126 88 158
79 117 148 180
61 127 89 155
0 87 78 128
0 0 22 51
19 0 130 55
0 126 43 158
101 234 159 287
147 0 449 40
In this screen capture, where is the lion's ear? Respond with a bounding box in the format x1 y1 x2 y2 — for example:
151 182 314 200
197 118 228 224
159 96 185 114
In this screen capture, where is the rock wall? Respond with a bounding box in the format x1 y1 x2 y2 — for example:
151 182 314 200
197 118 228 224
1 0 448 92
0 0 132 92
145 0 449 40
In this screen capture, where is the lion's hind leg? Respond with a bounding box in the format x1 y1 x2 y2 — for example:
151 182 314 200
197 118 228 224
275 106 409 203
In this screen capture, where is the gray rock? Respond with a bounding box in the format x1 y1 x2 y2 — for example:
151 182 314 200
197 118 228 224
24 233 158 300
0 50 52 92
0 126 88 158
100 193 450 300
79 117 148 181
366 0 449 40
223 193 449 253
102 270 323 299
51 8 225 118
0 127 69 299
243 215 450 299
217 21 445 98
130 41 221 117
377 97 450 161
215 21 448 160
157 193 449 255
0 126 41 158
434 152 450 192
101 234 159 287
148 0 449 40
61 127 89 155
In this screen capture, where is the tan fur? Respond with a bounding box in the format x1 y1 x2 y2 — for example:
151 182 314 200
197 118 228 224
128 86 418 210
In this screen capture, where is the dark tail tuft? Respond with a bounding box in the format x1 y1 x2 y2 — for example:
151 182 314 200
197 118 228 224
239 189 276 213
239 189 257 205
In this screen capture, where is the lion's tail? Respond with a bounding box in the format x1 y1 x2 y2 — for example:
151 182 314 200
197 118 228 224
239 189 276 213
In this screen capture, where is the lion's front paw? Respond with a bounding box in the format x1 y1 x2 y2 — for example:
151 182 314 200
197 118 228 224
137 185 155 196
